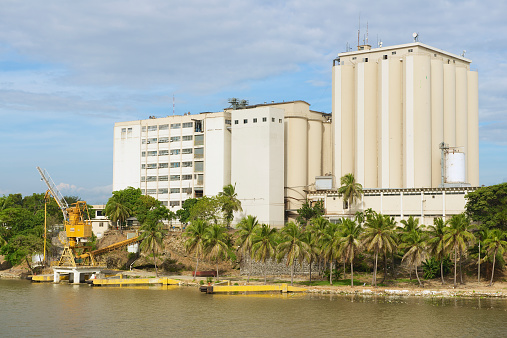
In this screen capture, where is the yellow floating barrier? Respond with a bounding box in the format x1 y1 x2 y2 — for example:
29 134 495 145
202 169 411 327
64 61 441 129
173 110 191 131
200 281 307 294
30 275 54 282
92 276 180 286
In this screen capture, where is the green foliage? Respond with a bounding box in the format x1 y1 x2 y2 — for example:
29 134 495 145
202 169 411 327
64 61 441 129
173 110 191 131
466 183 507 230
0 233 44 266
422 257 451 279
218 184 242 227
338 173 363 208
188 196 221 224
296 200 324 225
176 198 198 224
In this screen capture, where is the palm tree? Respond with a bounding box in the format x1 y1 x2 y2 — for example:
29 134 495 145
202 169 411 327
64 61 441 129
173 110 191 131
320 222 341 285
309 216 330 277
236 215 260 283
301 229 319 284
443 213 475 288
105 199 131 230
401 230 428 287
276 222 310 286
483 229 507 286
205 223 230 281
361 212 397 287
139 218 167 277
218 184 242 228
427 218 448 284
183 219 210 280
251 224 278 284
337 218 362 287
338 173 363 212
400 216 422 234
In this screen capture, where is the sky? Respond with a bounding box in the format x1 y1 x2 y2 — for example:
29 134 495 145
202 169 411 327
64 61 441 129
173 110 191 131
0 0 506 204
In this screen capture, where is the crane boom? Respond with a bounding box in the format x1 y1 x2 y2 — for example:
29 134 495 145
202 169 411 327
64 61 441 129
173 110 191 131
36 166 69 221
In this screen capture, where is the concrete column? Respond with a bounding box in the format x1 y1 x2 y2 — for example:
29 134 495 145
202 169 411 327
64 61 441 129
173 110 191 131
341 65 355 181
363 61 378 188
332 65 342 183
307 119 323 185
355 63 365 186
53 271 60 283
442 190 446 218
379 59 390 188
467 71 479 186
456 66 468 177
73 270 81 284
400 191 404 220
389 58 403 188
443 63 456 147
431 58 444 188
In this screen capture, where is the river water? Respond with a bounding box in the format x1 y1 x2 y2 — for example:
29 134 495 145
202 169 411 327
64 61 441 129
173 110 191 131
1 279 506 337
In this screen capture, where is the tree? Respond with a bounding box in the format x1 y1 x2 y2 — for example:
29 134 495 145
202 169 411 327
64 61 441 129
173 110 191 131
361 212 397 287
444 213 475 287
105 199 131 230
251 224 278 284
338 174 363 211
320 222 341 285
483 229 507 286
139 210 167 277
401 230 428 287
183 219 210 279
236 215 260 283
466 183 507 230
276 222 310 286
205 224 231 281
427 218 448 284
301 228 319 283
296 200 324 227
337 218 362 287
188 196 221 224
0 233 44 270
177 198 198 225
310 216 331 277
218 184 242 228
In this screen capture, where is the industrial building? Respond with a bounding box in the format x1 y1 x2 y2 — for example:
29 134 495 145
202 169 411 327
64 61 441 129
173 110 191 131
113 40 479 227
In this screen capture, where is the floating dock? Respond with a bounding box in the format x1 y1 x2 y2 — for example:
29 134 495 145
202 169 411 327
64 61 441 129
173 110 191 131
200 281 307 294
92 276 181 286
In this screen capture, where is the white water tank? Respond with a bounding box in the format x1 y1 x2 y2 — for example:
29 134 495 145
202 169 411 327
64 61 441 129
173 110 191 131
445 151 466 183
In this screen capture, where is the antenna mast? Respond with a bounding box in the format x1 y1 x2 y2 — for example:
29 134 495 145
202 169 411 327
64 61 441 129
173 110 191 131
173 94 175 116
357 15 360 48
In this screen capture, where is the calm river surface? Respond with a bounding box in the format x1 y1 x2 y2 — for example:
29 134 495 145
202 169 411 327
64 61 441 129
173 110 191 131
1 279 506 337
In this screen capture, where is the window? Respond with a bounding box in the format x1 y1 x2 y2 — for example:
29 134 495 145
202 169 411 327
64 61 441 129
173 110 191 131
170 136 181 142
171 123 181 129
147 176 157 182
159 124 169 130
182 148 193 154
170 188 180 194
408 49 413 53
170 175 180 181
272 118 275 122
182 161 193 167
182 135 193 141
147 189 157 194
143 163 157 169
170 162 180 168
392 51 396 55
182 188 192 194
145 138 157 144
182 174 192 180
142 126 147 132
343 200 349 210
196 174 204 185
159 175 168 181
243 119 248 124
159 163 169 169
225 119 231 125
363 57 368 62
194 161 204 172
182 122 193 128
234 120 239 125
262 117 267 122
147 125 157 131
383 55 388 60
279 119 282 123
253 118 257 123
148 151 157 156
170 149 180 155
159 150 169 156
127 128 132 137
194 120 203 132
170 201 180 207
352 57 357 60
158 137 169 143
194 147 204 159
158 188 168 194
162 201 168 206
194 134 204 146
141 176 146 182
141 151 146 157
99 222 104 228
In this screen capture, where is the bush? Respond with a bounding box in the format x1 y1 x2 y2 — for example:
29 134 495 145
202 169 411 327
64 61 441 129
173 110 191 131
422 257 451 279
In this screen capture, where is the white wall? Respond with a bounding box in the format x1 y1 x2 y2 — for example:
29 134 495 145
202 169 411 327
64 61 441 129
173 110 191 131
204 116 230 196
113 122 141 191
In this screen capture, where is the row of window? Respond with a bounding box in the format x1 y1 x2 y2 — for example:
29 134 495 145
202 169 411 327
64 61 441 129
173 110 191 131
142 148 194 157
234 117 282 125
142 174 194 182
145 188 193 194
141 161 204 171
142 134 204 145
143 122 194 132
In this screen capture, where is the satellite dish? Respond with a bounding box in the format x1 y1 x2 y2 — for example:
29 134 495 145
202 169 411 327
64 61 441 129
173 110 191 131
412 32 419 42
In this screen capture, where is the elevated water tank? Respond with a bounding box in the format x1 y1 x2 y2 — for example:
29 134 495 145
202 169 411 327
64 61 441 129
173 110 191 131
445 151 466 183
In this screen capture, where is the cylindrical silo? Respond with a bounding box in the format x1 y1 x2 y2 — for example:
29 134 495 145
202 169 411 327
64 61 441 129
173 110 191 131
363 61 378 188
431 58 444 188
341 64 355 180
467 70 479 186
307 119 323 185
455 66 468 180
285 116 308 210
388 58 403 188
443 63 456 147
322 121 333 176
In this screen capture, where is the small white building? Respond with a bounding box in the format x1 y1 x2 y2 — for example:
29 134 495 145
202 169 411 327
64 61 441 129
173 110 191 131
90 205 112 238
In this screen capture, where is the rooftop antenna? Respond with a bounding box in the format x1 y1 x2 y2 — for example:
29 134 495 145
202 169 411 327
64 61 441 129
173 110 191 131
461 50 467 57
357 14 360 48
412 32 419 42
366 21 369 45
172 94 175 116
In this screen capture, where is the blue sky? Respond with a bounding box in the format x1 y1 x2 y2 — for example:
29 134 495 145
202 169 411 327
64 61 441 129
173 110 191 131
1 0 506 204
